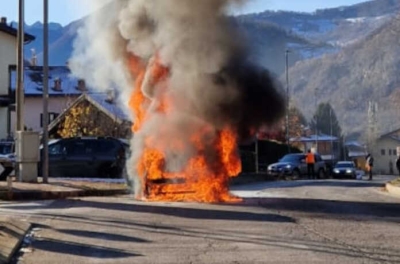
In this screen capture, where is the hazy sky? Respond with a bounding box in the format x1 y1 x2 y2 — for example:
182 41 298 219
1 0 368 26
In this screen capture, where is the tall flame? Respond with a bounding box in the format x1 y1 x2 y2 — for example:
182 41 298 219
128 55 242 203
69 0 285 204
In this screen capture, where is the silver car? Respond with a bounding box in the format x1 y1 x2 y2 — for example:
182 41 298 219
332 161 357 179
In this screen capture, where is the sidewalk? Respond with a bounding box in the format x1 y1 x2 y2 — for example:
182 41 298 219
386 178 400 197
0 217 30 263
0 177 129 201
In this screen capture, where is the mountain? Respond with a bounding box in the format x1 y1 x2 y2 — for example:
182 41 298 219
287 15 400 138
12 0 400 137
239 0 400 47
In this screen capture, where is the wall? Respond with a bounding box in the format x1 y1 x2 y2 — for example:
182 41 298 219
10 95 79 134
374 137 400 175
0 32 17 138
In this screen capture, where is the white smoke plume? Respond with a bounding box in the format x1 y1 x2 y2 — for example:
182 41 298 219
69 0 285 197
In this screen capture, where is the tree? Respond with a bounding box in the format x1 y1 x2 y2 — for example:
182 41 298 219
310 102 342 137
288 106 308 138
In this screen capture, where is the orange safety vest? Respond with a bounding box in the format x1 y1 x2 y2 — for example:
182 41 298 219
306 153 315 164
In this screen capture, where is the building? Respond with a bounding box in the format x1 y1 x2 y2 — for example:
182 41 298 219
0 17 35 139
345 141 367 170
374 129 400 175
48 93 132 139
290 134 339 161
8 65 89 135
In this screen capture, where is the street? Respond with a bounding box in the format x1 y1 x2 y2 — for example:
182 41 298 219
1 176 400 264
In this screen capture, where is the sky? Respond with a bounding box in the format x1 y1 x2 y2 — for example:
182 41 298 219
1 0 368 26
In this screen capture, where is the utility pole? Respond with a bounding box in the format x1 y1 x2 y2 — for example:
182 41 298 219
314 88 319 152
16 0 25 182
42 0 49 183
285 49 290 153
15 0 40 183
255 135 259 173
330 106 333 161
16 0 24 133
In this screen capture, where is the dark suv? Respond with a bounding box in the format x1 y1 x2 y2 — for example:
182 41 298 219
39 137 129 178
267 153 327 179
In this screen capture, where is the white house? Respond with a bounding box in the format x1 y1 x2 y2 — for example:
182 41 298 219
374 129 400 175
8 65 90 135
0 17 35 139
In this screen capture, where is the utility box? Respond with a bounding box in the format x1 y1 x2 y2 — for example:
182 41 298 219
15 131 40 183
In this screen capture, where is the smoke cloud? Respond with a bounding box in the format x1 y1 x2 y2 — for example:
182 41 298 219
70 0 285 196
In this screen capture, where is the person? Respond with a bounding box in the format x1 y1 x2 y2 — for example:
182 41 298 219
306 149 315 179
396 156 400 177
366 153 374 181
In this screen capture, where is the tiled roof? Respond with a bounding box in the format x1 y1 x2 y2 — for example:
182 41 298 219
47 93 131 134
10 66 91 96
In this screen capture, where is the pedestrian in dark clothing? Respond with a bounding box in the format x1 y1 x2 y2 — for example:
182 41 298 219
366 154 374 181
396 156 400 176
306 149 315 179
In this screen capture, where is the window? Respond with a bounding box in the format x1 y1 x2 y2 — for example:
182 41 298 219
394 149 398 156
63 140 93 156
40 112 59 127
94 140 117 154
48 143 65 156
381 149 385 156
389 149 392 155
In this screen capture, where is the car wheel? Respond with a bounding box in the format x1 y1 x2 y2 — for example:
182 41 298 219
318 169 325 179
292 169 300 180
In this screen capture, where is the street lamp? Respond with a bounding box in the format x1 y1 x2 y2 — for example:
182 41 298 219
285 49 290 153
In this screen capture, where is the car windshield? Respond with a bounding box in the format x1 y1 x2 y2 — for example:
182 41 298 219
280 154 302 162
0 143 13 155
335 162 354 168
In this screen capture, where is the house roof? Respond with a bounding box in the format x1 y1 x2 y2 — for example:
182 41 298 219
379 128 400 142
86 93 130 122
10 65 93 96
0 22 35 42
290 134 339 143
48 93 131 133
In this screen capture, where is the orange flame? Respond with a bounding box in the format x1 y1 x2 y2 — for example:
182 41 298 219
128 54 242 203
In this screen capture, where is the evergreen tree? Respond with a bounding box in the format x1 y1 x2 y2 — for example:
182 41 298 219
310 102 342 137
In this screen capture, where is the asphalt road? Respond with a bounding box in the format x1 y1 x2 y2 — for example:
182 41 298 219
1 175 400 264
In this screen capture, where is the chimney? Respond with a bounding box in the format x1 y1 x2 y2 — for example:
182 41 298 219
52 78 62 91
76 79 86 91
0 17 6 24
30 49 37 66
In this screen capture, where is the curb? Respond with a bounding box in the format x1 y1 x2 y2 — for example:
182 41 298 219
385 183 400 197
0 189 128 201
0 220 31 263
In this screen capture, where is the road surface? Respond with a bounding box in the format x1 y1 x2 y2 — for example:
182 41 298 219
1 175 400 264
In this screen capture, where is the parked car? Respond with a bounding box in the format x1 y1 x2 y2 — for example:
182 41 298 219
267 153 327 179
0 141 14 155
332 161 357 179
0 141 16 180
38 137 129 178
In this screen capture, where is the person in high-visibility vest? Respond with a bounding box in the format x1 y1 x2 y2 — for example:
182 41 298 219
306 149 315 179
